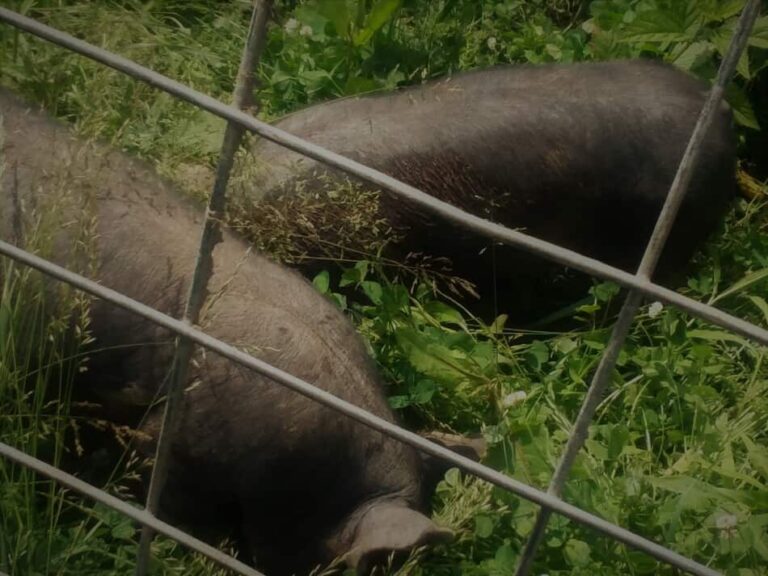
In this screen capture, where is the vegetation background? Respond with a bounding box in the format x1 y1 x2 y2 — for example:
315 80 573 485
1 1 767 575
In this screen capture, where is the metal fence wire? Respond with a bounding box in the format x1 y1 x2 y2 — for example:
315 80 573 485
0 2 763 576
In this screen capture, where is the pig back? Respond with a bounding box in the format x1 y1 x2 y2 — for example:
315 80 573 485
243 60 736 319
0 90 428 573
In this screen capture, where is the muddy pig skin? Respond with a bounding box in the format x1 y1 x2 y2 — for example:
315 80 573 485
0 90 450 575
245 60 736 321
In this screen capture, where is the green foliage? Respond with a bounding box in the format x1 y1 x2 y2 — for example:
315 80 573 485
585 0 768 128
262 0 593 111
313 261 520 430
0 0 241 185
0 260 85 575
264 0 406 104
314 199 768 576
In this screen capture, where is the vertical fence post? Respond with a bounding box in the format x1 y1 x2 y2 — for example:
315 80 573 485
134 2 273 574
513 2 762 575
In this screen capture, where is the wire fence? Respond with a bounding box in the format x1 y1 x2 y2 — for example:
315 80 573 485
0 2 763 576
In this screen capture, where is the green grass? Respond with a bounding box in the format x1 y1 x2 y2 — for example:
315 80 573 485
0 311 234 574
316 198 768 575
0 1 766 575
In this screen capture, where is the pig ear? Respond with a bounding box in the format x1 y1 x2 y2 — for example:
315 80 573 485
345 503 453 574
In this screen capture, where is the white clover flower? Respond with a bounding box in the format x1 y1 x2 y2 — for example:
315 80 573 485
502 390 527 408
284 18 299 33
714 511 739 539
647 301 664 318
299 24 313 38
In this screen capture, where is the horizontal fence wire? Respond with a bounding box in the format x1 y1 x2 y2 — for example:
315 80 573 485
0 7 766 349
0 239 721 576
0 442 266 576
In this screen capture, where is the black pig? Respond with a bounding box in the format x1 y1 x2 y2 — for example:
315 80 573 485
242 60 736 321
0 90 451 575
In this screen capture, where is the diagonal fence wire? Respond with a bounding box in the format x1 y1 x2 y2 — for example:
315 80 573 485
512 5 762 574
518 51 768 558
0 6 766 349
134 2 272 574
0 239 722 576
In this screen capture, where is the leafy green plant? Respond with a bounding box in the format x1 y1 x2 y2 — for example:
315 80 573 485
310 197 768 575
262 0 406 109
585 0 768 128
312 261 515 430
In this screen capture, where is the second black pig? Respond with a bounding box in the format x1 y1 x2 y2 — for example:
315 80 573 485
240 60 736 321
